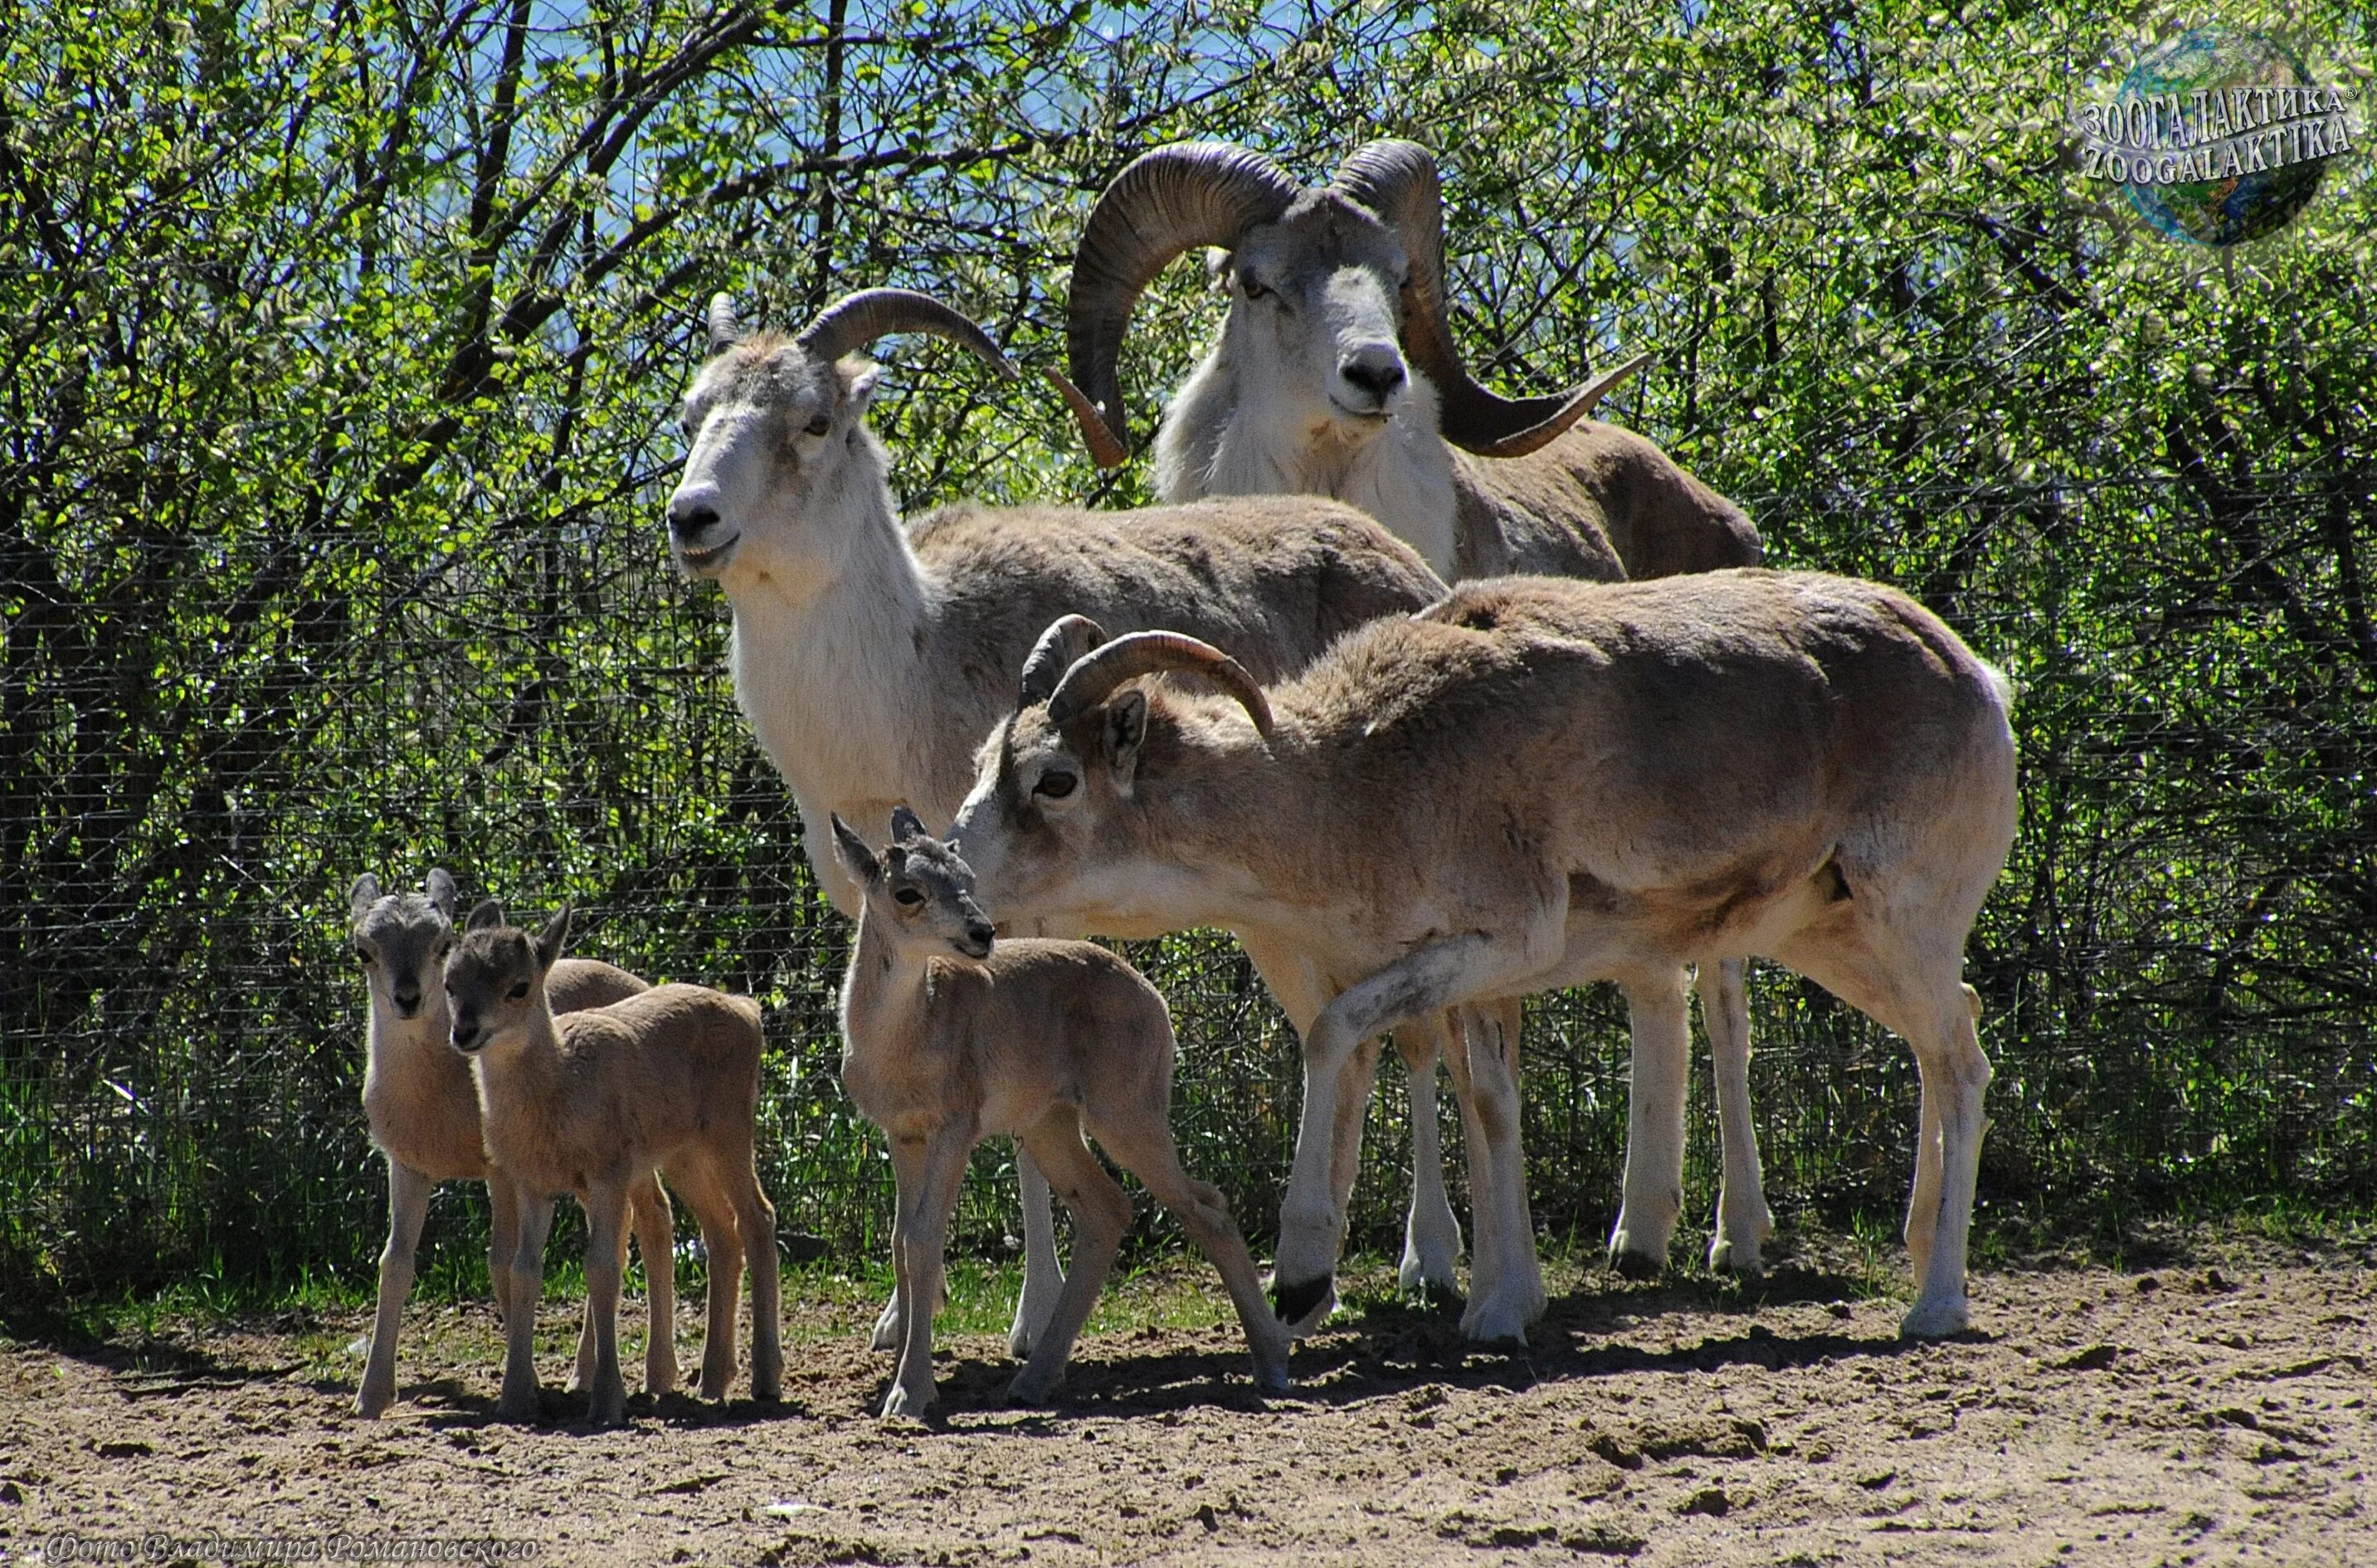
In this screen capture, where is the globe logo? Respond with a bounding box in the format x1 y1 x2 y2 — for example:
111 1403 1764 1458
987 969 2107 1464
2077 27 2355 246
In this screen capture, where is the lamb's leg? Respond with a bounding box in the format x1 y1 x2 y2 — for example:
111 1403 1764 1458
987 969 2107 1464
497 1184 557 1421
1271 928 1554 1327
580 1173 631 1426
1437 1012 1503 1310
883 1130 961 1419
1010 1110 1132 1406
1703 958 1774 1277
686 1168 746 1401
1396 1021 1464 1303
1608 967 1692 1276
1007 1147 1062 1360
485 1173 522 1331
1093 1104 1291 1393
732 1157 781 1403
628 1172 679 1396
356 1160 433 1418
568 1180 650 1396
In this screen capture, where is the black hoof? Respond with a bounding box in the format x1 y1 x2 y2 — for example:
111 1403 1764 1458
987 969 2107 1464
1271 1273 1334 1325
1609 1248 1664 1281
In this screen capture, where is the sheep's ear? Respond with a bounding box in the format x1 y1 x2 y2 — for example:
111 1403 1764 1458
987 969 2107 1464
838 360 884 425
889 805 928 844
706 293 743 355
534 904 572 971
465 899 504 933
829 813 879 886
1103 689 1149 796
424 868 457 918
348 874 381 923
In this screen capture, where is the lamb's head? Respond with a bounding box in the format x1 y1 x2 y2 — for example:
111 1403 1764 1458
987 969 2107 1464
667 289 1018 589
443 899 569 1055
350 869 459 1021
830 807 997 962
1054 140 1643 471
950 616 1274 932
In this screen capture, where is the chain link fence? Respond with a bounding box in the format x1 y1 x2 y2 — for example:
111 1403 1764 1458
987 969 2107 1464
3 0 2371 1307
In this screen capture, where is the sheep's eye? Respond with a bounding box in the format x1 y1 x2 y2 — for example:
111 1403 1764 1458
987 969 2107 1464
893 887 923 907
507 981 529 1001
353 945 373 966
1240 274 1270 301
1034 771 1077 800
804 414 832 437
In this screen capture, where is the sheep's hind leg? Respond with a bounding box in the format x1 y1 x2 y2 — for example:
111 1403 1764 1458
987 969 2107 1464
1009 1110 1132 1406
1007 1147 1063 1359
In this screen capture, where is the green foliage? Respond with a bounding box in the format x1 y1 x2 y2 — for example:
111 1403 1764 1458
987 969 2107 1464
2 0 2371 1302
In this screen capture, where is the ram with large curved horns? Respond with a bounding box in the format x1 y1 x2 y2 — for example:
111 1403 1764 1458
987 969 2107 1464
1049 140 1775 1284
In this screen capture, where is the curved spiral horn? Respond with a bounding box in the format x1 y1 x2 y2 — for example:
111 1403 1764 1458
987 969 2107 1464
1046 631 1275 740
1017 615 1111 709
1063 143 1306 465
796 289 1020 380
706 293 744 355
1331 140 1646 459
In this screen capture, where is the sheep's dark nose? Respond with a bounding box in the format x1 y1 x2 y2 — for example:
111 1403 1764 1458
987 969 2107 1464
1338 348 1406 407
670 499 721 540
449 1020 480 1054
392 986 422 1016
966 921 996 949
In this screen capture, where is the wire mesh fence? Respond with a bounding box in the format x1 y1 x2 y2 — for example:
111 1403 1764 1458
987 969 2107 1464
2 0 2371 1305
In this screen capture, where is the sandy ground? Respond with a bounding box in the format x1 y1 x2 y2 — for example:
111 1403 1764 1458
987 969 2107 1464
2 1234 2371 1567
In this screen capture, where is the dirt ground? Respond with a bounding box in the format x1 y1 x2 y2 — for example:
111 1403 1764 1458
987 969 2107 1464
4 1233 2371 1568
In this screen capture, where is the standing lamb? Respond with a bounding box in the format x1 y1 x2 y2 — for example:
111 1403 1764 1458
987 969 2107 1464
668 286 1457 1347
347 870 677 1418
443 901 780 1424
1052 139 1775 1284
832 808 1289 1416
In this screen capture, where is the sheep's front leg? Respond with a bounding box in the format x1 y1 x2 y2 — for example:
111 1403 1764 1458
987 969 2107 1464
498 1184 558 1421
1396 1022 1464 1303
1608 967 1691 1276
884 1130 970 1419
1457 997 1543 1343
356 1159 434 1418
1271 931 1547 1326
1703 958 1774 1277
580 1172 632 1426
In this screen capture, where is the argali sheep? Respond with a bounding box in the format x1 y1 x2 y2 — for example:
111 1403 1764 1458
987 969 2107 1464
444 902 780 1424
1052 139 1775 1281
347 870 677 1418
831 808 1289 1417
949 572 2017 1344
665 286 1454 1348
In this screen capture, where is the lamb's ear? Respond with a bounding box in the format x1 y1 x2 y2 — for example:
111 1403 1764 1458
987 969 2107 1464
424 868 457 918
534 903 572 971
1103 689 1149 796
465 899 504 933
889 805 928 844
349 875 381 923
829 812 879 886
706 293 743 355
837 360 884 426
